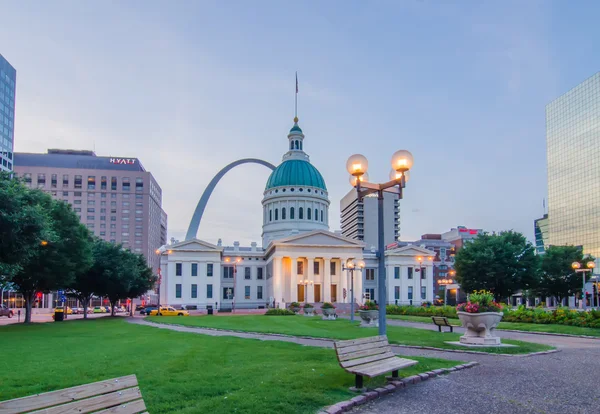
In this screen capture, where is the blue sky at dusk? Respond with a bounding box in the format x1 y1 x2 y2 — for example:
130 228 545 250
2 0 599 245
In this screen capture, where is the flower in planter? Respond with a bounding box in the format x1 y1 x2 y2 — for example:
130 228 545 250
289 302 301 308
303 303 314 309
359 300 379 311
457 290 503 313
321 302 336 309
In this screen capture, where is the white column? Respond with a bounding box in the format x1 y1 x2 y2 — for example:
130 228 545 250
324 258 331 302
307 258 315 303
273 257 283 307
291 257 298 302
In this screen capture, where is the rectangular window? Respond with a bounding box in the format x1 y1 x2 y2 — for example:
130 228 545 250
245 286 251 300
136 177 143 192
191 284 198 299
62 174 69 187
63 191 69 196
330 261 336 275
366 268 375 281
87 216 94 220
87 208 95 213
257 267 263 280
111 177 117 191
51 174 57 188
74 191 82 197
421 286 427 300
175 284 182 298
257 286 263 300
176 263 182 276
297 261 304 275
421 268 427 280
191 263 198 276
408 267 413 279
122 178 130 191
99 231 106 236
207 284 213 299
74 200 81 204
245 267 251 279
364 288 375 301
74 175 82 189
394 267 400 279
37 173 46 187
223 287 234 300
101 176 107 190
223 266 234 278
408 286 413 300
394 286 400 300
87 176 96 190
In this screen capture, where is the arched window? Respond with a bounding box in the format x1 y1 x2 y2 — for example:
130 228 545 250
269 210 272 222
299 141 303 150
321 210 324 222
308 208 312 220
299 207 304 219
295 140 299 149
290 207 295 219
282 207 286 220
275 208 279 220
290 141 294 150
315 208 318 221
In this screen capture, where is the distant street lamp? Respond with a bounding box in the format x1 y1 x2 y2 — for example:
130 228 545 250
572 260 596 310
299 279 313 303
416 256 433 304
438 270 455 305
342 259 365 322
347 150 414 335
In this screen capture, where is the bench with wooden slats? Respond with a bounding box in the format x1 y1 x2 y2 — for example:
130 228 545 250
431 316 459 332
0 374 148 414
334 335 418 390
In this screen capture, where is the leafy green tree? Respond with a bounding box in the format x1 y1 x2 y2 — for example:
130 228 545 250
454 231 540 301
0 173 54 276
538 246 591 304
11 193 92 323
68 237 106 319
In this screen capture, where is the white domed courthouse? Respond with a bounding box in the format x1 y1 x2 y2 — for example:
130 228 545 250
159 118 435 310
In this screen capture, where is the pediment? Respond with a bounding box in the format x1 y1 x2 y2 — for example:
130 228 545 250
386 245 435 257
169 238 222 252
274 230 364 247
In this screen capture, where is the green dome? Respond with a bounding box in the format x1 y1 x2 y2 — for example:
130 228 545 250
265 159 327 191
290 124 303 133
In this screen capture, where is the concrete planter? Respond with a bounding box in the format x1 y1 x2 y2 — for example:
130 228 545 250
322 307 337 320
457 311 503 345
359 310 379 327
303 308 315 317
290 307 301 314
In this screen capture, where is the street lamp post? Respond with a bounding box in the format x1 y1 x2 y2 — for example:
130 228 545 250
342 259 365 322
300 279 313 303
155 247 172 310
224 257 242 312
572 260 596 310
347 150 414 335
416 256 433 305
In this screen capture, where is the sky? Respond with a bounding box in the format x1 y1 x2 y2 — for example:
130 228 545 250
2 0 600 247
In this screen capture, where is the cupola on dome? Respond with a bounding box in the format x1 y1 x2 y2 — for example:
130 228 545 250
265 159 327 191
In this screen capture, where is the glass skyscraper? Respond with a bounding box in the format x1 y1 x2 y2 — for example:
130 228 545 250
546 72 600 256
0 53 16 172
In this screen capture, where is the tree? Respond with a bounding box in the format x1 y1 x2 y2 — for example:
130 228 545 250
68 237 105 319
11 193 93 323
454 231 540 301
538 246 590 304
0 172 54 276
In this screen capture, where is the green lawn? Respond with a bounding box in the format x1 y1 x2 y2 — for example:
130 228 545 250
0 318 459 413
387 314 600 337
147 315 553 355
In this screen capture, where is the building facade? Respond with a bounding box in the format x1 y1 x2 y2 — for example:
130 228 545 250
0 53 16 172
534 214 549 255
160 118 435 309
13 149 167 273
340 189 399 250
547 72 600 257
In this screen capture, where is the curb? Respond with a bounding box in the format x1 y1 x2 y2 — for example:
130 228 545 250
319 362 480 414
140 319 558 357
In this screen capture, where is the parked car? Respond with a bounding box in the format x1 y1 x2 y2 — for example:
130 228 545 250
71 307 83 314
140 306 158 315
53 306 73 314
93 306 107 313
149 306 189 316
0 304 14 318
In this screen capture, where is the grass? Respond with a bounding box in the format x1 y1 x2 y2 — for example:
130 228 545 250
387 314 600 337
0 318 459 413
147 315 554 354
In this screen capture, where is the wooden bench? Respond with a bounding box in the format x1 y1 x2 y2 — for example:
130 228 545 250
431 316 459 332
334 335 418 389
0 374 147 414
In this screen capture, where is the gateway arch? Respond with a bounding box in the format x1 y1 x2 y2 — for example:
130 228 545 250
185 158 276 240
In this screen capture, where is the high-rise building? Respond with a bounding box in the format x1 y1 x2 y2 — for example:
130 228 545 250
13 149 167 273
340 190 399 250
0 53 16 172
534 214 549 255
546 72 600 257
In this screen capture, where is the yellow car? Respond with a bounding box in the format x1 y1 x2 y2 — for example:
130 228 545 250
54 306 73 314
149 306 189 316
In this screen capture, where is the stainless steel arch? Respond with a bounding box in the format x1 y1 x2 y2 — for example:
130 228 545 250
185 158 276 240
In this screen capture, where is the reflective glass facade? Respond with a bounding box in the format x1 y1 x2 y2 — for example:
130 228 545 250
546 72 600 256
0 53 16 172
534 214 549 255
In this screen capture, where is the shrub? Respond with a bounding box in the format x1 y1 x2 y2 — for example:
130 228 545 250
321 302 335 309
265 308 295 316
359 301 378 310
386 304 457 318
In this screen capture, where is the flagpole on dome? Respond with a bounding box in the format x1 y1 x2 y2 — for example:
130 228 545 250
294 71 299 123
